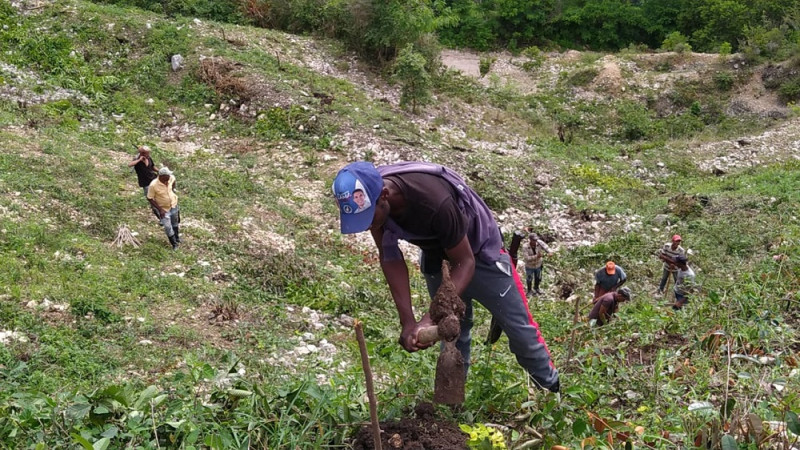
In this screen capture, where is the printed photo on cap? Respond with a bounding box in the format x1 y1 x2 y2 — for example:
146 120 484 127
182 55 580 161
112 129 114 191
353 185 371 213
338 179 371 215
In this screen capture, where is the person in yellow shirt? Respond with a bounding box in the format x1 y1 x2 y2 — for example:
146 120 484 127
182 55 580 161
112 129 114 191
147 167 181 250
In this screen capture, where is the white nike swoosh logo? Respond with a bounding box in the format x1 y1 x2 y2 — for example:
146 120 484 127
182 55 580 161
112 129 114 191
499 285 512 297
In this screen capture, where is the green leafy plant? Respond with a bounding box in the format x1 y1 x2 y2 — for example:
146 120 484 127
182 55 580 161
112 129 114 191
718 42 732 61
479 56 495 77
617 101 654 141
460 423 506 449
778 76 800 102
661 31 692 54
394 44 432 113
712 71 735 91
567 68 599 87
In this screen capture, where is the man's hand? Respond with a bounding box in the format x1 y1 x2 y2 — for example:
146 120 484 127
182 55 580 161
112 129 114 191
399 315 436 352
399 323 419 352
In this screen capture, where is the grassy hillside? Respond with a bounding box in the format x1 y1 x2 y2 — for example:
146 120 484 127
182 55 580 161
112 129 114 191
0 0 799 448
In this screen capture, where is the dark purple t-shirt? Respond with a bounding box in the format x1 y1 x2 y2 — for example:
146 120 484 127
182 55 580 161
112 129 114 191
385 173 466 251
376 163 503 268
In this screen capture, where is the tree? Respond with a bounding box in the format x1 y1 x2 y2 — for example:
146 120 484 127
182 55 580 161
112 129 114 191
351 0 437 62
394 44 432 114
490 0 555 47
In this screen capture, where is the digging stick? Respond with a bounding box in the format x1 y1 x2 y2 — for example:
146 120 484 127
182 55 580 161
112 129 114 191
565 293 582 366
354 320 382 450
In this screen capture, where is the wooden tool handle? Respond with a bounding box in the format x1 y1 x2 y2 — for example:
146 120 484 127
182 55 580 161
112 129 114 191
416 326 440 346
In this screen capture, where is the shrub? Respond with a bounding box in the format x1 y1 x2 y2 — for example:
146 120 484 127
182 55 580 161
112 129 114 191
660 31 692 54
625 42 650 54
617 101 653 141
778 76 800 102
719 42 732 57
567 68 599 87
739 25 793 63
70 297 118 323
256 0 328 32
478 56 494 77
520 46 544 72
94 0 243 23
690 101 702 116
348 0 437 63
522 45 542 59
712 71 735 91
394 44 432 113
254 105 319 140
434 0 495 51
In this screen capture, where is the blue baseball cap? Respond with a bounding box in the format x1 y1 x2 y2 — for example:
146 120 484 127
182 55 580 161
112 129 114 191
332 161 384 234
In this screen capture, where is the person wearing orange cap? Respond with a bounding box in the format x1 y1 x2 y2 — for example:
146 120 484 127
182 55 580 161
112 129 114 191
657 234 686 295
594 261 627 299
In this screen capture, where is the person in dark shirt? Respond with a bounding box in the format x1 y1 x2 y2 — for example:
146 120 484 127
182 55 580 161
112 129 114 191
588 287 631 326
594 261 627 299
333 161 559 393
128 145 159 219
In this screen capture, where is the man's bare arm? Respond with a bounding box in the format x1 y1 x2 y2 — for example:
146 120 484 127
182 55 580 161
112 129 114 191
442 236 475 297
148 198 165 218
127 156 142 167
371 227 432 352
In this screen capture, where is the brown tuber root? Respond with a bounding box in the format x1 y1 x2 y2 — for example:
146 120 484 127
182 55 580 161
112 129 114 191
428 260 467 405
429 261 465 324
437 314 460 342
434 341 465 404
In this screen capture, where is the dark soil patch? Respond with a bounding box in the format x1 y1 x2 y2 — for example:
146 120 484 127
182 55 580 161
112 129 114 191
665 333 688 346
351 403 468 450
625 334 689 366
628 343 658 366
567 207 595 222
558 281 575 299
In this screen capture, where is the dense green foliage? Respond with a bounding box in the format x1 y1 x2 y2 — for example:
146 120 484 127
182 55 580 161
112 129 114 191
86 0 800 56
437 0 800 52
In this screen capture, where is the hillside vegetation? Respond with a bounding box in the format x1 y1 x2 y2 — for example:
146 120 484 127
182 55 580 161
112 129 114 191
0 0 799 448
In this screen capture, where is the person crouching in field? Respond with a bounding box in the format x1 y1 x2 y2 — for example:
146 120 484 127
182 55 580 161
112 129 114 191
588 287 631 326
147 167 181 250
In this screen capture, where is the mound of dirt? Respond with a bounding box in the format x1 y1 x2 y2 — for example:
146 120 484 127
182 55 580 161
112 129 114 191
351 402 467 449
591 58 623 94
351 419 467 449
